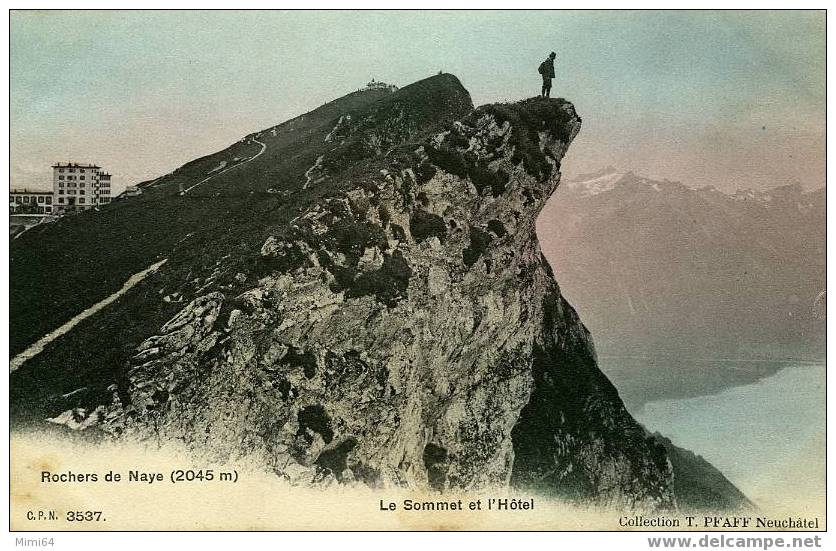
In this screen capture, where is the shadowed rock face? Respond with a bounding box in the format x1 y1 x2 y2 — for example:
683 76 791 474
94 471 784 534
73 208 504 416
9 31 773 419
19 75 744 511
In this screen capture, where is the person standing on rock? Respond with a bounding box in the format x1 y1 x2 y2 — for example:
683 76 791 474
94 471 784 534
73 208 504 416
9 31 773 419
539 52 557 97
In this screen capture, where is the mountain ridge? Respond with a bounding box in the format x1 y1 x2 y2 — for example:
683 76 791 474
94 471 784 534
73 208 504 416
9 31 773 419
540 167 825 408
565 167 824 199
11 74 748 512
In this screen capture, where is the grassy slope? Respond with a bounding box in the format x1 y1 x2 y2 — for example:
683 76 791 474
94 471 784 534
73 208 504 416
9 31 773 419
10 87 392 356
10 74 473 424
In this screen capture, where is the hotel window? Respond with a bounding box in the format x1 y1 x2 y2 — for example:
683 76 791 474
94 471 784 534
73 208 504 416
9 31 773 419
80 190 85 195
59 175 64 180
80 176 85 180
59 168 64 173
58 198 64 204
38 196 44 203
46 197 52 204
59 182 64 188
69 168 75 173
59 190 64 195
79 198 85 204
80 183 85 188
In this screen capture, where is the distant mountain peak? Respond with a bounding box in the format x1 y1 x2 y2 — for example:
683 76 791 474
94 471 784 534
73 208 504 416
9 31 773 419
564 168 821 204
565 167 680 196
565 167 627 195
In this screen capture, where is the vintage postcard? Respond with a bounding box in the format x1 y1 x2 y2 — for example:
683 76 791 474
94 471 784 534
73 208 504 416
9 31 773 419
7 8 827 541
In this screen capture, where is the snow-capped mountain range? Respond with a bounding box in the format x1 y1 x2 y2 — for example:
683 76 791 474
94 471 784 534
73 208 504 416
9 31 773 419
540 168 825 408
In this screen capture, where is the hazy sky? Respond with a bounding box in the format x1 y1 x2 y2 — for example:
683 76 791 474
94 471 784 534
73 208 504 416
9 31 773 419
11 10 825 194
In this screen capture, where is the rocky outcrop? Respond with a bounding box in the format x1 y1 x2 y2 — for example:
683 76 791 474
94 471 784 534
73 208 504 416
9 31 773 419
14 75 747 513
84 93 684 510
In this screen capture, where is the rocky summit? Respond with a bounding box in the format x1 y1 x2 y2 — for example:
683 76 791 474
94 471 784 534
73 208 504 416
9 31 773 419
10 74 748 511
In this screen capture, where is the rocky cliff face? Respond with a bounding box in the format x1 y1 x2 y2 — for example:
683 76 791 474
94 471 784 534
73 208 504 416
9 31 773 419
87 91 672 509
15 75 745 512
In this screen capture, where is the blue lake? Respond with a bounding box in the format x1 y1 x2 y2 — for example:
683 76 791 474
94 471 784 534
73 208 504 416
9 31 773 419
634 363 825 513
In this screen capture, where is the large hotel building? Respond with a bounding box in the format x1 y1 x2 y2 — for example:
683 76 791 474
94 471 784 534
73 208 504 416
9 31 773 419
52 162 112 212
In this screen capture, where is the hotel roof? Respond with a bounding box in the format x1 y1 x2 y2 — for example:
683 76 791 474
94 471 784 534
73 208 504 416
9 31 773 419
52 162 101 168
10 188 53 194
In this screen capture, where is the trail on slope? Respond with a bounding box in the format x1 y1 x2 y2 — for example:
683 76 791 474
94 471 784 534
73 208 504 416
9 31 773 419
302 155 324 189
12 216 50 240
9 259 168 373
183 137 267 194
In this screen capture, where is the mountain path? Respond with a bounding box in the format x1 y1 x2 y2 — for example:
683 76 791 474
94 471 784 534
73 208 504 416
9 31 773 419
10 259 168 373
302 155 324 189
12 216 51 240
183 137 267 194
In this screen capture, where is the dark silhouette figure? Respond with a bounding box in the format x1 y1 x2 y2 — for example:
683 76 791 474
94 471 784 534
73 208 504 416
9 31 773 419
538 52 557 97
